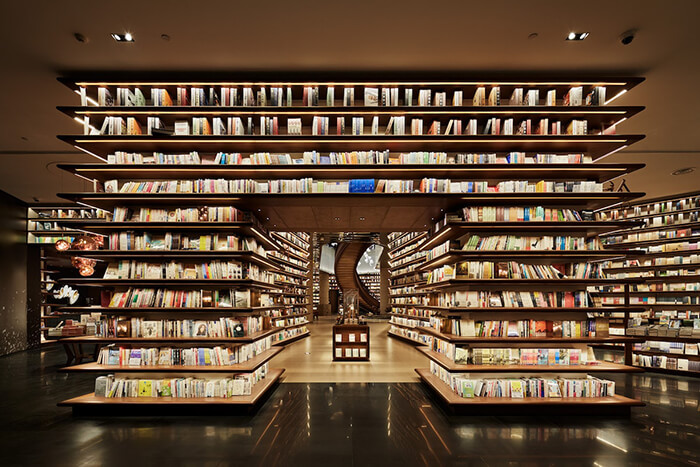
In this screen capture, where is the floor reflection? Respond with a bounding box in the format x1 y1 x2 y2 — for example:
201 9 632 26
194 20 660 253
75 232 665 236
1 347 699 466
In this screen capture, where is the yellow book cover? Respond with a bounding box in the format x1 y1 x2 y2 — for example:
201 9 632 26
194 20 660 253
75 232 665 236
138 380 152 397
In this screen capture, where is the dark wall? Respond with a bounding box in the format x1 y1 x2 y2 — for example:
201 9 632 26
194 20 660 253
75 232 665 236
0 190 27 356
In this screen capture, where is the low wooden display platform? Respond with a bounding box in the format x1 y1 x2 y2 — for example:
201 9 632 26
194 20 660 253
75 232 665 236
419 347 644 373
59 347 282 373
58 368 285 415
416 368 644 416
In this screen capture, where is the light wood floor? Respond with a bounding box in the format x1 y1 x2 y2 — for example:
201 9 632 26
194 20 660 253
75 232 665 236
271 317 426 383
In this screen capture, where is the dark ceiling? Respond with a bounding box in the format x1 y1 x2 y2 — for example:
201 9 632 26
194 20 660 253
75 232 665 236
0 0 699 203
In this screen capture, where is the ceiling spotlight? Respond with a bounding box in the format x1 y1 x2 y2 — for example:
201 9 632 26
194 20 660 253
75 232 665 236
111 33 135 42
566 32 589 41
334 217 341 221
359 217 365 221
672 167 695 176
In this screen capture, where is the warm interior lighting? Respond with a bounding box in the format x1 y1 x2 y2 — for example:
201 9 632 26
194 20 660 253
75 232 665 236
605 89 627 105
596 145 628 161
73 90 99 106
74 80 631 87
566 32 589 41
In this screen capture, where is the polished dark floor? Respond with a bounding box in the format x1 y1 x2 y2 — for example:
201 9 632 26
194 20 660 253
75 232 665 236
0 347 698 467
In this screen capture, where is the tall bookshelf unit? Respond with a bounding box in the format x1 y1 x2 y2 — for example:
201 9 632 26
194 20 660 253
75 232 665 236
27 205 107 345
55 74 646 414
598 190 700 376
268 231 312 344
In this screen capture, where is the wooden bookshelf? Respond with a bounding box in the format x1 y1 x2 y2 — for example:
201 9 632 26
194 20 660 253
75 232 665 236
58 368 285 413
596 190 700 376
333 324 370 361
57 74 648 414
415 369 644 416
59 347 283 373
418 347 643 373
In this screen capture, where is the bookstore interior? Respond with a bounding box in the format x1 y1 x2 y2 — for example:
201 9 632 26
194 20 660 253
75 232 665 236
1 2 700 465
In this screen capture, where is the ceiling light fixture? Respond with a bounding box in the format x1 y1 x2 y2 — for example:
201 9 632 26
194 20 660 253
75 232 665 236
566 32 589 41
111 33 135 42
672 167 695 176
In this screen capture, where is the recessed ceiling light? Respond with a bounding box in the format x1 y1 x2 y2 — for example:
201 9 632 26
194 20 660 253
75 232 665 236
566 32 589 41
334 217 340 221
111 33 135 42
359 217 365 221
672 167 695 176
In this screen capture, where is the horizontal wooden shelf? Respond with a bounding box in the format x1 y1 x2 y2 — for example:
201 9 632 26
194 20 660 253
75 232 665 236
634 350 700 361
57 162 645 184
605 235 700 249
420 327 644 344
59 328 277 344
271 330 310 346
418 249 631 271
59 347 283 373
388 233 428 256
600 221 700 237
390 269 425 280
54 305 289 315
595 290 700 296
270 233 309 254
59 105 644 126
387 329 423 345
419 221 644 251
60 249 279 269
59 75 644 91
604 262 700 274
629 335 700 343
57 278 280 289
390 312 431 321
58 191 644 212
391 305 646 313
270 250 309 265
388 257 425 273
28 230 82 237
416 368 644 407
418 347 643 373
632 366 700 377
57 134 645 160
52 220 278 251
417 278 642 291
58 368 284 408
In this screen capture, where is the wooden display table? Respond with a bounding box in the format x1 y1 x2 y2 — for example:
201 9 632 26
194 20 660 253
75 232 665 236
333 324 370 361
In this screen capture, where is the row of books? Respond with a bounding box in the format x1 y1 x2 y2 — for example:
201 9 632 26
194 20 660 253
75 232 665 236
93 365 268 398
112 206 248 223
633 354 699 373
270 325 308 343
271 316 308 329
96 316 264 338
388 231 425 250
389 316 429 329
430 235 600 259
646 241 700 254
107 288 273 308
434 206 591 228
106 150 592 166
91 85 605 108
388 325 428 344
603 227 699 244
602 296 700 305
427 261 601 282
103 260 270 281
273 232 309 250
634 340 699 355
391 307 432 319
430 317 609 338
434 342 594 366
96 339 272 366
436 290 595 308
108 232 263 253
602 197 700 219
105 178 603 195
431 362 616 399
605 254 700 269
602 212 700 228
602 283 700 292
